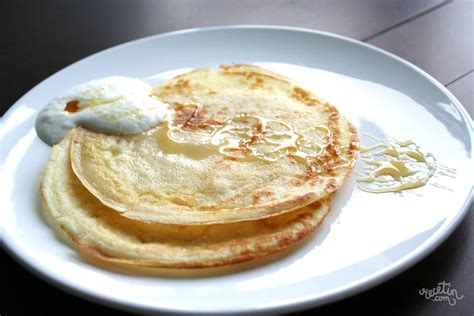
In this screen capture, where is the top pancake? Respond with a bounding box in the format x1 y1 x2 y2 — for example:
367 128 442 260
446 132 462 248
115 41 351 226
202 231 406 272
41 132 332 268
71 64 358 224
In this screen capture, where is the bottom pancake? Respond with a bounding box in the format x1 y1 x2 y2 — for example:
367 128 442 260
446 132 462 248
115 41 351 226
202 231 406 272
40 130 332 268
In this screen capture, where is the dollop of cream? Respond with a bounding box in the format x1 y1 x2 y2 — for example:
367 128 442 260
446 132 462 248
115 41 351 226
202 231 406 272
35 76 169 145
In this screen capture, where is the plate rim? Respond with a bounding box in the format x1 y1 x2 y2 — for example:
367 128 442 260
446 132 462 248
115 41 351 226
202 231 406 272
1 24 473 314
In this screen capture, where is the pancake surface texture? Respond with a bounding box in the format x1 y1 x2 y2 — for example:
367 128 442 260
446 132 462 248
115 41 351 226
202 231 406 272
71 64 358 224
41 132 331 268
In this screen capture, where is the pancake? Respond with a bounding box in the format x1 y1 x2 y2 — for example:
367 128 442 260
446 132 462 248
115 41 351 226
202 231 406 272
71 64 358 224
40 132 332 268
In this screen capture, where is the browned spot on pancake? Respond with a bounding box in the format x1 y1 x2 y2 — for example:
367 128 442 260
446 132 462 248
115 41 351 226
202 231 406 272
157 90 172 98
250 77 265 89
255 235 272 246
327 109 341 144
324 178 338 192
292 87 320 106
176 79 190 88
169 197 193 207
238 120 263 151
292 164 317 184
347 122 360 157
252 190 274 204
308 200 322 209
208 90 217 95
313 106 344 175
173 102 209 128
220 63 250 70
164 78 190 91
228 240 254 261
349 141 358 152
307 177 319 186
236 239 253 252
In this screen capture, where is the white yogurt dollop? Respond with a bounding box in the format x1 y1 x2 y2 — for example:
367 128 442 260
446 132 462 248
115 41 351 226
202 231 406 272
35 76 169 146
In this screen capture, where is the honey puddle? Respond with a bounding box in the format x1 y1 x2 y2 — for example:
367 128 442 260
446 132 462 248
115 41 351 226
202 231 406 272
357 134 456 193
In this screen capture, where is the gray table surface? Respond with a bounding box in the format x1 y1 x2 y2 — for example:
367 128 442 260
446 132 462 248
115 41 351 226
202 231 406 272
1 1 472 315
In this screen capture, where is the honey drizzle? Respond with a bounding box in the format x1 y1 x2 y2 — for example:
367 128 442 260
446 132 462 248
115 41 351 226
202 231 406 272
209 114 331 164
357 135 438 193
166 106 340 172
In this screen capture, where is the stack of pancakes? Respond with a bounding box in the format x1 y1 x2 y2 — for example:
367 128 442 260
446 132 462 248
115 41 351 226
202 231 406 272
40 64 358 268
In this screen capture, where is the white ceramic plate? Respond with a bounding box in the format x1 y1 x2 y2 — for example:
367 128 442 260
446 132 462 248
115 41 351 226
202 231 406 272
1 26 472 314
